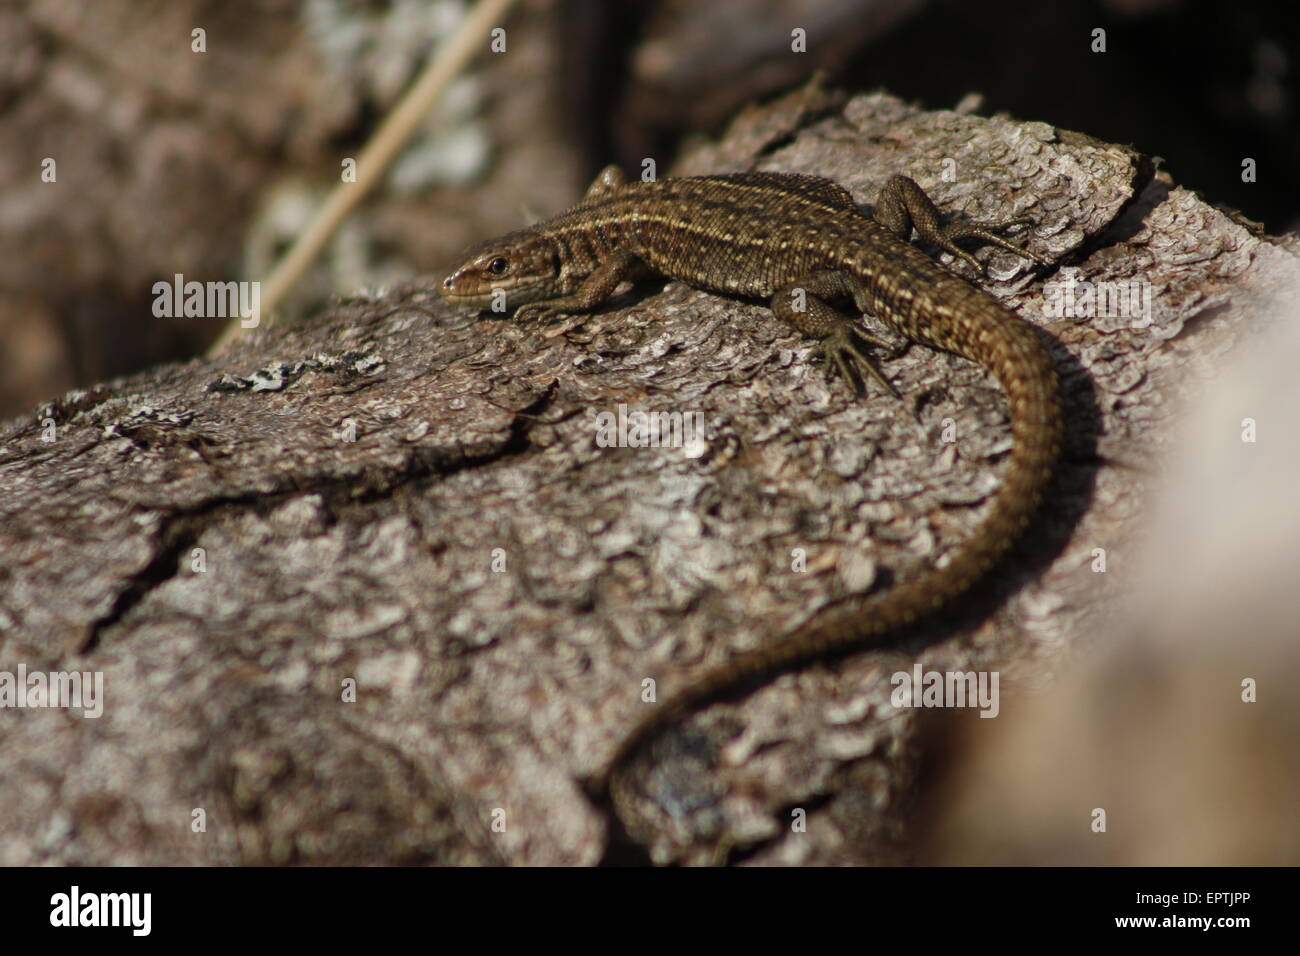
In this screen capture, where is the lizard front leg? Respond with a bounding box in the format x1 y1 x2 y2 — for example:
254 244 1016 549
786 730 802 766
514 247 649 324
874 174 1047 271
771 270 903 397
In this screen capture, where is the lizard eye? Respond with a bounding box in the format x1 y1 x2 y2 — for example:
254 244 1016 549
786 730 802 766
485 257 509 276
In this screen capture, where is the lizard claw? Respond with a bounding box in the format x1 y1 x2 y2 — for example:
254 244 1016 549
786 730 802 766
514 303 561 325
937 218 1048 272
818 326 901 399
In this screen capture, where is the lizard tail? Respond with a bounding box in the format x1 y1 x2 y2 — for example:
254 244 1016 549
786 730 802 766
592 303 1062 800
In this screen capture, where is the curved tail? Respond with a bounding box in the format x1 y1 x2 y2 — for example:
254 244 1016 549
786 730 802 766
593 293 1062 798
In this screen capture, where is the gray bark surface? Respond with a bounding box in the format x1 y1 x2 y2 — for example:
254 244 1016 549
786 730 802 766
2 84 1295 865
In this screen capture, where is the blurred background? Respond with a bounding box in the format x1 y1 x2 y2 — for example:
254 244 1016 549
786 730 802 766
0 0 1295 418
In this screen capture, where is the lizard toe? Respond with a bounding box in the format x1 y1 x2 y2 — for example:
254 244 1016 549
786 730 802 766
816 329 901 399
515 304 558 325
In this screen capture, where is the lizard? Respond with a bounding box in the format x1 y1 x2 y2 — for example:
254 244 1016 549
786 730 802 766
438 165 1063 819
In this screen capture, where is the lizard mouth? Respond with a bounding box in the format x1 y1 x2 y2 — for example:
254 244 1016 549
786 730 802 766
436 274 500 308
438 274 553 310
437 283 489 303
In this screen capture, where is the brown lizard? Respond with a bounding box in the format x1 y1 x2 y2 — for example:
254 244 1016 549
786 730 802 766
439 166 1063 811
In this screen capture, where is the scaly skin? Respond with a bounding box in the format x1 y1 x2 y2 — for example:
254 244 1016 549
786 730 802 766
440 167 1063 813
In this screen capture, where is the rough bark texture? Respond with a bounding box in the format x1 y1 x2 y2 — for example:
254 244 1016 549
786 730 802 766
1 85 1295 865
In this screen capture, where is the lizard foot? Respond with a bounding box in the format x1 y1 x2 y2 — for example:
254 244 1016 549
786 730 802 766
514 303 565 325
935 217 1048 272
817 325 901 398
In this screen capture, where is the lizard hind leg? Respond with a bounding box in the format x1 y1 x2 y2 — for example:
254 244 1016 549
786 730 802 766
874 174 1047 271
771 273 901 398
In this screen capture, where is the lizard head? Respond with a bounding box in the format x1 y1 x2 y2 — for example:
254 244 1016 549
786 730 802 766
439 230 563 312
